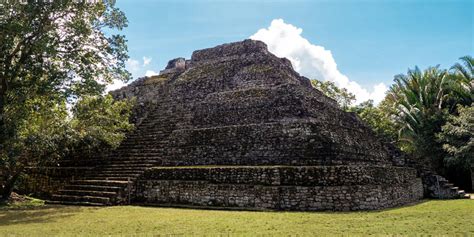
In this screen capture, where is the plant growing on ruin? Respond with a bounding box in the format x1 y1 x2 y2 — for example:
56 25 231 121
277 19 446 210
311 80 356 110
349 99 398 143
0 0 133 201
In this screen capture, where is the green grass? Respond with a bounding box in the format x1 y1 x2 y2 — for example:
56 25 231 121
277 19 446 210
0 196 45 210
0 200 472 236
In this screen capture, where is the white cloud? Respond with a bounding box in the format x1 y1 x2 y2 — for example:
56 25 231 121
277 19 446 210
145 70 159 77
143 56 152 66
113 57 158 91
105 79 127 93
126 58 141 73
126 56 159 79
250 19 387 104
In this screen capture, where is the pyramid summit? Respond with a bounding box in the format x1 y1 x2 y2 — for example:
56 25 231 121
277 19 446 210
47 39 425 210
113 39 398 167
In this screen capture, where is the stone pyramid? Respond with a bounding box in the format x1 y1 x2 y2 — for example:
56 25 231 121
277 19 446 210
47 40 423 210
110 39 422 210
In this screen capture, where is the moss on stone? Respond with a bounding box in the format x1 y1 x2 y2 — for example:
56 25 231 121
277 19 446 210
144 75 170 85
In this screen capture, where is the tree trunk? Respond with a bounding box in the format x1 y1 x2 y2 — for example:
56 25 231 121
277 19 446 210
0 76 6 141
0 173 20 202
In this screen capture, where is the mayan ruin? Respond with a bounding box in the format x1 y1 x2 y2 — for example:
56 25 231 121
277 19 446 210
2 1 473 234
24 40 435 211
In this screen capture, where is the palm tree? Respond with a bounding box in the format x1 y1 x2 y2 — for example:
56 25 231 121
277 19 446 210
448 56 474 106
386 66 449 167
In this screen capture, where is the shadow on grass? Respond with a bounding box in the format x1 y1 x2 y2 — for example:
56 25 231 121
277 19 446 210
0 205 89 226
132 199 429 214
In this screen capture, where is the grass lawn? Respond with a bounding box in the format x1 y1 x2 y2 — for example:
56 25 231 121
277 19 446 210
0 200 473 236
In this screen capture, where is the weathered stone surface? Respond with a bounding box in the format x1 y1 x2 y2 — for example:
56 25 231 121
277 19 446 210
112 40 403 168
109 39 424 210
137 178 422 211
135 166 423 211
44 39 424 209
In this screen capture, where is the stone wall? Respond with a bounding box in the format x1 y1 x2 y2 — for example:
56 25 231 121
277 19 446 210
136 166 423 211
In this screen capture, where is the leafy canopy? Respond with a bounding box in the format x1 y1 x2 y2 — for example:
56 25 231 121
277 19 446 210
311 80 356 110
437 104 474 168
0 0 133 199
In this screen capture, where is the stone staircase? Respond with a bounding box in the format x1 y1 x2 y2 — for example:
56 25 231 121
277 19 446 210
425 173 471 199
47 103 179 206
436 176 471 199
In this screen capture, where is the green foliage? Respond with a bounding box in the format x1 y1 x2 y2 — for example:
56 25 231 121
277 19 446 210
448 56 474 106
383 56 473 179
311 80 356 110
437 104 474 168
384 66 450 161
71 95 135 154
0 1 133 199
349 100 398 142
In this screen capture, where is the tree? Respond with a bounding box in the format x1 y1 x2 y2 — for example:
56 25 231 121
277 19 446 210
448 56 474 106
0 1 133 201
437 104 474 168
71 95 135 156
311 80 356 110
385 66 450 168
349 100 398 143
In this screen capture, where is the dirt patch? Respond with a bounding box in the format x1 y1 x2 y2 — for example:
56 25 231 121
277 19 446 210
9 192 29 203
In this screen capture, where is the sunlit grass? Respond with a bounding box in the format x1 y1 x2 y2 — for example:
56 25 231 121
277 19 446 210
0 200 472 236
0 196 45 210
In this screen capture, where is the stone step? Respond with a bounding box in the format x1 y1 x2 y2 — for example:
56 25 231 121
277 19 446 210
84 176 139 181
90 170 144 174
96 160 163 168
46 200 106 206
127 126 172 131
95 161 162 167
101 163 154 168
125 133 170 138
438 177 448 183
124 134 171 140
113 154 165 158
116 145 168 150
102 155 163 160
111 151 164 156
98 167 152 172
84 174 142 179
98 157 163 163
442 183 454 188
96 167 153 171
96 166 156 171
125 130 170 135
51 194 110 204
58 190 118 198
113 150 165 156
92 171 147 175
60 159 107 166
116 145 166 150
64 184 123 192
136 121 175 126
71 179 130 187
119 140 167 146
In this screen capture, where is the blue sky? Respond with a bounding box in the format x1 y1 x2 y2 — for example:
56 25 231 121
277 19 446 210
114 0 473 102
